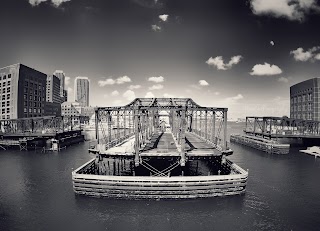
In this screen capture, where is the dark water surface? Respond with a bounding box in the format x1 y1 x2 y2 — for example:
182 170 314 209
1 123 320 231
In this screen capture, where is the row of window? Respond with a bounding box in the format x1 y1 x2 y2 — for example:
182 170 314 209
1 101 10 107
24 101 43 108
24 108 42 113
291 93 313 103
1 94 10 100
1 108 10 114
24 88 43 96
0 74 11 81
24 81 44 90
23 114 43 118
0 81 11 87
2 115 10 119
2 87 10 94
23 94 44 101
293 113 313 120
291 103 313 112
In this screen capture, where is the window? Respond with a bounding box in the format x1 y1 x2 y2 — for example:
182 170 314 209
7 115 10 119
33 102 37 107
25 81 28 87
38 109 40 113
34 96 37 101
24 101 27 106
302 95 306 102
7 87 10 93
6 101 9 107
29 95 32 100
7 81 11 86
8 74 11 79
1 102 5 107
298 96 301 103
6 108 10 113
298 105 301 111
29 108 31 113
6 94 10 100
24 94 27 100
2 109 5 114
29 101 32 107
3 75 6 80
2 95 5 100
2 89 5 94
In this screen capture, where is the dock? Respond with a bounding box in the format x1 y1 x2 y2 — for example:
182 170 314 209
73 97 248 199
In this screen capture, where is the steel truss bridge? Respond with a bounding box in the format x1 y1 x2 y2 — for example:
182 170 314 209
245 116 320 139
93 98 229 167
0 115 87 137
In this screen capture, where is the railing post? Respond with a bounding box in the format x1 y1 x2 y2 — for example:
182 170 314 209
95 109 99 144
180 107 186 166
134 106 140 166
223 109 228 151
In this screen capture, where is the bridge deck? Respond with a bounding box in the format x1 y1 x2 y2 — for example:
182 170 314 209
98 132 220 157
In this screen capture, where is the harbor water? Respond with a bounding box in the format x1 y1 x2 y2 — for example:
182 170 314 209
1 123 320 230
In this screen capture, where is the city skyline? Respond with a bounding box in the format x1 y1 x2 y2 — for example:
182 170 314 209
1 0 320 118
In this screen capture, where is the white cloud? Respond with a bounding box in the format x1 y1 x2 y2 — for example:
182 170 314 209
111 90 119 96
123 90 136 101
278 77 293 83
159 14 169 22
128 85 141 90
250 0 320 21
65 76 70 85
270 40 275 46
51 0 70 7
116 75 131 84
206 55 243 70
148 76 164 83
163 93 176 98
290 46 320 61
214 92 220 95
149 84 163 90
250 62 282 76
199 80 209 86
98 76 131 86
151 24 161 32
28 0 70 7
98 78 115 86
145 92 155 98
29 0 47 6
225 94 244 104
315 53 320 60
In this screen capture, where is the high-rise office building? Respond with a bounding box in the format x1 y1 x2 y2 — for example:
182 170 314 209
53 70 65 98
0 63 46 119
290 78 320 121
45 74 62 116
74 77 89 107
63 89 68 102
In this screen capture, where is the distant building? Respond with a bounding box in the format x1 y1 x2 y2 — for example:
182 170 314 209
0 63 47 119
61 101 94 124
45 74 63 117
74 77 89 107
46 75 62 104
63 89 68 102
53 70 65 98
290 78 320 120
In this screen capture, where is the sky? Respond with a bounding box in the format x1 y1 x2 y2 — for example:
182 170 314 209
1 0 320 119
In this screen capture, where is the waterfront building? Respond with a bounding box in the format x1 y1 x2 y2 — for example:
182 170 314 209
61 101 94 124
63 89 68 102
53 70 65 98
74 77 89 107
45 74 63 116
0 63 47 119
290 78 320 120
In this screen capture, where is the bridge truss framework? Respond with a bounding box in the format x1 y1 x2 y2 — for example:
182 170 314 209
94 98 228 166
